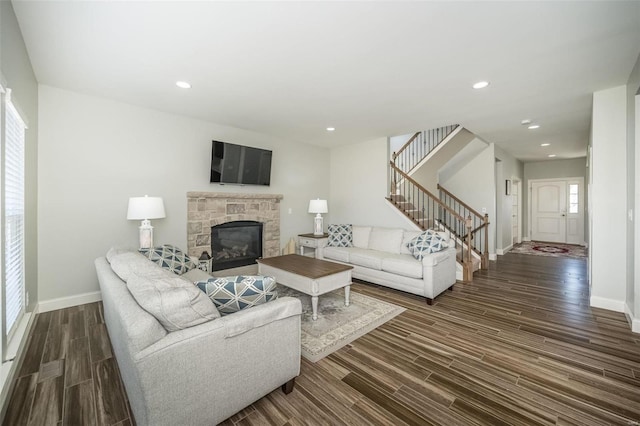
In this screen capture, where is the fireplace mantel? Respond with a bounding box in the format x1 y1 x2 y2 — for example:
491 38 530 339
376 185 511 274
186 192 283 262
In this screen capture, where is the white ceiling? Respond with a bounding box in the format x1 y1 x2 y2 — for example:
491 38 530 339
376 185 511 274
11 1 640 162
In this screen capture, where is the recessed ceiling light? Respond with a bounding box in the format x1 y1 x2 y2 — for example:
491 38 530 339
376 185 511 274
176 81 191 89
548 154 556 158
528 124 540 130
521 119 532 125
472 81 490 89
326 127 335 132
541 143 550 147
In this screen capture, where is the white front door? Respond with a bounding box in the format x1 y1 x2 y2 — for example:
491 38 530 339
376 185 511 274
530 178 584 244
531 180 567 243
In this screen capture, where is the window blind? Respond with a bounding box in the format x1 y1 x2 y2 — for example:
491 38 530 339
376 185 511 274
4 100 25 334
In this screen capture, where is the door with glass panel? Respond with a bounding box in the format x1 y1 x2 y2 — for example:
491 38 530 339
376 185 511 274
565 179 584 244
530 178 584 244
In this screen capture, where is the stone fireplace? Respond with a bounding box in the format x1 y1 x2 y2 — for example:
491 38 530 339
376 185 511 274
186 192 283 270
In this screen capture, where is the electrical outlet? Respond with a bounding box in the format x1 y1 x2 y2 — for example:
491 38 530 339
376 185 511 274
288 208 292 214
482 207 487 213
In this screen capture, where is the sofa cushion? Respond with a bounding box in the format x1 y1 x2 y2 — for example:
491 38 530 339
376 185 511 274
400 231 421 255
182 267 212 283
407 230 448 260
127 271 220 332
352 226 372 249
322 246 352 263
196 275 278 315
106 246 135 263
328 224 353 247
139 244 197 275
381 254 423 279
110 251 166 282
368 227 404 254
349 249 387 270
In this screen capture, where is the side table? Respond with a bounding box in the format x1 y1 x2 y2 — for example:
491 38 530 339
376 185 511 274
297 233 328 258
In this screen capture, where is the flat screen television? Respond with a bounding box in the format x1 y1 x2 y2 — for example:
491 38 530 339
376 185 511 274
210 140 272 186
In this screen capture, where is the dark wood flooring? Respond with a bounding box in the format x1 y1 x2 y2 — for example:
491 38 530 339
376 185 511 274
3 252 640 425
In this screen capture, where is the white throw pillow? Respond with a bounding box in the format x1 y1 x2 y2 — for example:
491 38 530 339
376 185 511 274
368 227 404 254
127 272 220 332
352 226 372 248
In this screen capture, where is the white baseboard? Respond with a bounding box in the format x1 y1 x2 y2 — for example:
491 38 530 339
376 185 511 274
489 253 497 261
624 303 640 334
496 244 513 256
523 237 531 242
590 296 625 313
37 291 102 313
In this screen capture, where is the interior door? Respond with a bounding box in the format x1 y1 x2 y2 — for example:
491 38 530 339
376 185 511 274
512 181 519 245
531 180 567 243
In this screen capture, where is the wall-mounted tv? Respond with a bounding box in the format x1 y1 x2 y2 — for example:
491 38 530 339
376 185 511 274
210 140 272 186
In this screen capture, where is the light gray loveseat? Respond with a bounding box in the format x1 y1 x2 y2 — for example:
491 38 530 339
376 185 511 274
95 248 302 426
317 226 456 305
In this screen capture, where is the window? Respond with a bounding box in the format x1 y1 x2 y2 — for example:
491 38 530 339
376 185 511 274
2 88 26 339
569 183 579 214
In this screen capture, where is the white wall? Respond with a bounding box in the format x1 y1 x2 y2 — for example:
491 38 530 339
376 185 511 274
439 143 497 256
0 1 38 312
591 85 627 311
329 137 414 229
627 52 640 329
38 86 329 304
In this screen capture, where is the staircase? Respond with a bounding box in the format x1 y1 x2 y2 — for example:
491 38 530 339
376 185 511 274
388 126 489 282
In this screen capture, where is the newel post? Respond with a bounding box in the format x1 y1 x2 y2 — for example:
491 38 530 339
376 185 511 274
463 215 473 282
482 213 489 269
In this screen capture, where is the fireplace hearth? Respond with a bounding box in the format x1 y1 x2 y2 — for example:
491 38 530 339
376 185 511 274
210 221 263 271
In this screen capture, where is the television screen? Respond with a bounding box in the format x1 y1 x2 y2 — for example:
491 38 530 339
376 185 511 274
210 141 272 186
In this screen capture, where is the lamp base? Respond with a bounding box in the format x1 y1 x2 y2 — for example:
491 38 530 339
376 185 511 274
313 214 324 236
139 220 154 249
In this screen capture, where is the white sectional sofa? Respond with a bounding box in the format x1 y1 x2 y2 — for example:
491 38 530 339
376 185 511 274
316 226 457 305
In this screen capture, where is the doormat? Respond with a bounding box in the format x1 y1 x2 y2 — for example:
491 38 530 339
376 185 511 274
277 285 405 362
510 241 587 259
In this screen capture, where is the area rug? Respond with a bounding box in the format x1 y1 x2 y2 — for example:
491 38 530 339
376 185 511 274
510 241 587 259
277 285 405 362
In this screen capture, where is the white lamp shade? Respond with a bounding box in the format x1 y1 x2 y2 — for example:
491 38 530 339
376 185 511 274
127 196 166 220
308 199 328 214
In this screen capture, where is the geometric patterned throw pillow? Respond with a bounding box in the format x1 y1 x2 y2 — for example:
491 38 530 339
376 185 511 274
195 275 278 315
328 224 353 247
139 244 197 275
406 230 448 260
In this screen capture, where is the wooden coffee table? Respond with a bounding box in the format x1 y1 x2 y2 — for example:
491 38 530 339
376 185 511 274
257 254 353 321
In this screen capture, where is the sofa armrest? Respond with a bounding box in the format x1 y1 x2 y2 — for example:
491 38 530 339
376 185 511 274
421 246 456 267
222 296 302 338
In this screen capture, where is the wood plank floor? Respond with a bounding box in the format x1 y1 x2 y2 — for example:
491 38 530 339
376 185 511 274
4 252 640 425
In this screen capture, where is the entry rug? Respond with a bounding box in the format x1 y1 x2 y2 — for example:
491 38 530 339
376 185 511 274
510 241 587 259
277 285 405 362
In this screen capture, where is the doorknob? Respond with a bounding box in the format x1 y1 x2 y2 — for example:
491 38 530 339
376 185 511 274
561 214 566 217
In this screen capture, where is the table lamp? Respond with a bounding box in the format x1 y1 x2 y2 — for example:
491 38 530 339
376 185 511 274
308 199 328 236
127 195 166 249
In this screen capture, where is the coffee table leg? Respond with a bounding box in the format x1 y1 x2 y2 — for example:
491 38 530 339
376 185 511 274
311 296 318 321
344 285 350 307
